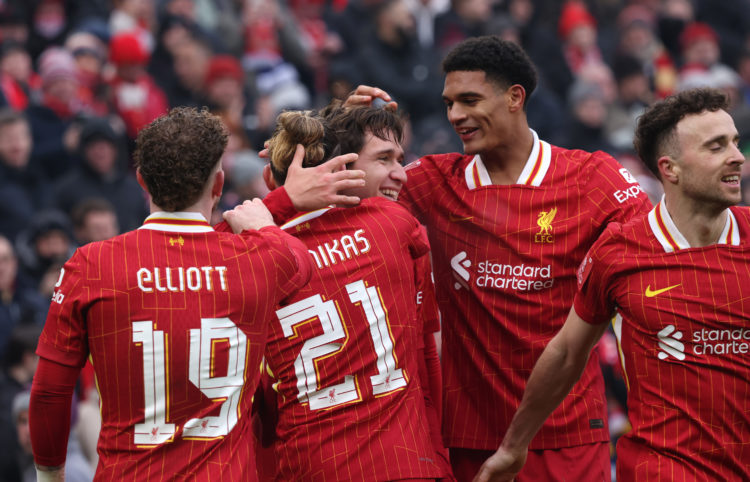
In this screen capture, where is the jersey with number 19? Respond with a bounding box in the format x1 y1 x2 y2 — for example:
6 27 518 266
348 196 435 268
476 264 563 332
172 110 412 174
575 201 750 480
399 129 652 450
265 197 443 481
36 212 311 481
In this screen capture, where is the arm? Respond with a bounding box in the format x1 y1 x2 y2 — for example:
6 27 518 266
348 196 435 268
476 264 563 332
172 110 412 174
30 357 81 482
472 308 609 482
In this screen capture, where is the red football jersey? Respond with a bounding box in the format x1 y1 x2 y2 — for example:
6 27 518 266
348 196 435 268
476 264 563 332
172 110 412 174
575 200 750 480
264 197 445 481
399 130 652 450
36 212 310 481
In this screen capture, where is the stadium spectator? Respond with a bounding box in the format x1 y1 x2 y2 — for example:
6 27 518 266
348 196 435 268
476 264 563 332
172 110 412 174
70 198 119 245
14 209 75 291
0 325 41 482
107 31 169 140
52 116 147 232
0 109 52 242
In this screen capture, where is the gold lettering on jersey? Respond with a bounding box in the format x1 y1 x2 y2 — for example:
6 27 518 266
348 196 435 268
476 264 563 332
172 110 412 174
534 207 557 243
308 229 371 269
169 236 185 247
137 266 228 293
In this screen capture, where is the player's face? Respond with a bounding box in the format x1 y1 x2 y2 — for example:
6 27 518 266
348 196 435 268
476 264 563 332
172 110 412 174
674 109 744 208
343 131 406 201
442 70 511 156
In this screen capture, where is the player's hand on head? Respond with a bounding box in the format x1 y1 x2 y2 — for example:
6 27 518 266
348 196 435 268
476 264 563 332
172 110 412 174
223 198 275 233
344 85 398 111
284 144 365 211
471 446 527 482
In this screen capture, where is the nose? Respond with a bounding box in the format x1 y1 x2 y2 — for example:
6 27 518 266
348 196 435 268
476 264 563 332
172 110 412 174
729 142 745 166
447 103 466 125
391 163 407 184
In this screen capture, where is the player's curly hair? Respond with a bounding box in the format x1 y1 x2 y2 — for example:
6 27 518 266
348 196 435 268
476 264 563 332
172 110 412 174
634 88 728 178
442 35 537 108
134 107 228 212
267 104 405 185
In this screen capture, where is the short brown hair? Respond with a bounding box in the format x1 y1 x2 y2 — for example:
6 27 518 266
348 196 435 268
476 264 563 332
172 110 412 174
134 107 228 211
634 88 728 178
267 104 405 185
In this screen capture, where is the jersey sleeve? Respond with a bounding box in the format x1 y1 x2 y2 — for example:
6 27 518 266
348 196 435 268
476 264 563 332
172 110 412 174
239 225 312 300
30 357 79 467
36 250 90 368
573 224 622 324
262 187 299 225
582 152 652 228
400 156 447 223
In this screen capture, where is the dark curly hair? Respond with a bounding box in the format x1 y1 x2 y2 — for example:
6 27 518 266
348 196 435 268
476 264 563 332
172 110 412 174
267 104 405 185
134 107 228 211
634 88 729 178
442 35 537 108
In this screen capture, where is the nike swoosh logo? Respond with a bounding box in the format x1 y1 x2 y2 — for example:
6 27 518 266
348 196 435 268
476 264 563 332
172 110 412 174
448 214 474 222
645 284 681 297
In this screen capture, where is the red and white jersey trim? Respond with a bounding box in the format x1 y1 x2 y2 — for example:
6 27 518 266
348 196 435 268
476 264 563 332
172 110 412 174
647 195 739 252
138 211 214 233
280 208 333 230
464 129 551 189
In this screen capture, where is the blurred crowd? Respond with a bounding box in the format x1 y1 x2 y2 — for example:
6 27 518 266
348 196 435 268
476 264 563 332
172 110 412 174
2 0 750 480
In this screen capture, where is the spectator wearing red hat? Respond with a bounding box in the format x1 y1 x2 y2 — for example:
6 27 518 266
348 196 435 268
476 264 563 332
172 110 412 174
679 22 721 73
107 31 169 141
558 0 604 77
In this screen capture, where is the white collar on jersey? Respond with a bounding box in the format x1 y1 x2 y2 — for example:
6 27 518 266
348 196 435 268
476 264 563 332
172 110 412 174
280 207 333 230
464 128 552 189
647 195 739 252
138 211 214 233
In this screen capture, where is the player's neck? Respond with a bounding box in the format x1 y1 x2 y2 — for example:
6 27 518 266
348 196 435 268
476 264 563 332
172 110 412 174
149 199 213 224
663 194 730 247
481 129 534 185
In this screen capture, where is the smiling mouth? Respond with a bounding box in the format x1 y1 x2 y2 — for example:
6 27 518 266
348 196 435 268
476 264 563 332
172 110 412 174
721 175 740 185
456 127 478 138
380 188 399 200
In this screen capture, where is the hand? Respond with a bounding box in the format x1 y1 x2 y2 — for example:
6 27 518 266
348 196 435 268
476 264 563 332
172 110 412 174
283 144 364 210
471 446 527 482
223 199 275 233
344 85 398 111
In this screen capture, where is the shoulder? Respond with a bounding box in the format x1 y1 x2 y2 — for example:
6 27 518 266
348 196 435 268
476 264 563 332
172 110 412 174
729 205 750 241
358 197 418 223
406 153 469 178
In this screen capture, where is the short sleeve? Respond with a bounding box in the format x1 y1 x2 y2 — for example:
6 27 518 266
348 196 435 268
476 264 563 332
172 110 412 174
36 251 90 368
573 224 622 325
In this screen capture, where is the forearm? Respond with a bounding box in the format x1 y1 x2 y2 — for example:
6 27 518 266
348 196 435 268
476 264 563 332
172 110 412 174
30 357 79 468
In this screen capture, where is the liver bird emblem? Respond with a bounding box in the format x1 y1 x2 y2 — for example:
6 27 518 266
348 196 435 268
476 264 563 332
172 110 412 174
537 208 557 234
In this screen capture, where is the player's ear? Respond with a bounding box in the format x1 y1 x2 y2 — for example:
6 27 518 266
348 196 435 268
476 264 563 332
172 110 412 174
658 155 679 184
211 168 224 198
507 84 526 113
263 164 278 190
136 168 149 193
